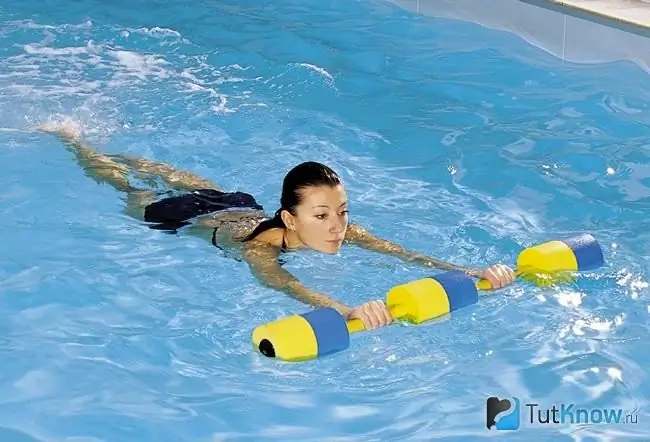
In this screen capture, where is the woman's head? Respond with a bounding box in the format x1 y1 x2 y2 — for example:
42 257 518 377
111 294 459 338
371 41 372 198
243 161 349 253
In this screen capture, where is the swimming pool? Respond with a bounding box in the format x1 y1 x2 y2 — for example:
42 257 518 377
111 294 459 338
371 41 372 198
1 0 649 440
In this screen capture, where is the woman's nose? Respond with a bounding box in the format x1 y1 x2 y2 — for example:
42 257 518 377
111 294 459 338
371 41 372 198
329 217 344 232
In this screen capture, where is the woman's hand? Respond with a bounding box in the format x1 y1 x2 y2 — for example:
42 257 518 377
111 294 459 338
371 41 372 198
347 300 392 330
480 263 516 288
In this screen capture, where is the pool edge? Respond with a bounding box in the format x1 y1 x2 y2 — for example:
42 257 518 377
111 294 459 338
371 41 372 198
389 0 650 72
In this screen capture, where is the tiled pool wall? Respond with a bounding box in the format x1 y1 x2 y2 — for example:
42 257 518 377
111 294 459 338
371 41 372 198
389 0 650 72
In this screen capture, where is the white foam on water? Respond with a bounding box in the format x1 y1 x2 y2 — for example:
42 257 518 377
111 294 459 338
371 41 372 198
0 19 254 135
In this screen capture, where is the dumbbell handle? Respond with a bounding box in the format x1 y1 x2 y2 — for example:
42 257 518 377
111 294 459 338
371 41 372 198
476 266 573 290
346 303 409 333
476 267 526 290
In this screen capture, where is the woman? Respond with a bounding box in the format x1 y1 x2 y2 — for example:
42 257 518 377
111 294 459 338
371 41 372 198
38 123 515 330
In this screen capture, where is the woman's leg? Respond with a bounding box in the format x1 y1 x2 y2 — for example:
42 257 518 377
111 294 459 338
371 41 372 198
38 123 134 192
111 153 220 192
36 122 220 219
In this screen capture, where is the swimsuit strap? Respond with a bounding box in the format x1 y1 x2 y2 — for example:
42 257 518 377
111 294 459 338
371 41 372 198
211 227 224 251
281 229 288 252
212 224 288 253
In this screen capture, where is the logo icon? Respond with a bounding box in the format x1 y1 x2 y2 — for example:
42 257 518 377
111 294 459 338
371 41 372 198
486 396 520 430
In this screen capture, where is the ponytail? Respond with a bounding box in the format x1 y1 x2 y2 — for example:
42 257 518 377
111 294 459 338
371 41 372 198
242 208 286 242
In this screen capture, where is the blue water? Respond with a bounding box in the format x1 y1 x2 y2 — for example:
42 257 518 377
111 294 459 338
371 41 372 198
1 0 649 440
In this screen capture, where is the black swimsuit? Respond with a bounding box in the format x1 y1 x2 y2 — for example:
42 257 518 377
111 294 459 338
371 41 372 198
143 188 264 232
143 188 289 255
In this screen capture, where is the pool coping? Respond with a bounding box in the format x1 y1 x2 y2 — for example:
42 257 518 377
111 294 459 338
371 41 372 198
390 0 650 72
523 0 650 38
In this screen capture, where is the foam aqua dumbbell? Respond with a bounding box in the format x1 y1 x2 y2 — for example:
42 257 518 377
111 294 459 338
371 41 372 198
252 270 478 362
252 232 605 362
476 232 604 289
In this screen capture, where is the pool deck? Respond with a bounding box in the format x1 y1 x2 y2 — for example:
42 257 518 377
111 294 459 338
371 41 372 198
545 0 650 30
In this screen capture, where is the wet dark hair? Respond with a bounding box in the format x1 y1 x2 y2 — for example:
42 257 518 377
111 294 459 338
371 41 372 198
242 161 342 242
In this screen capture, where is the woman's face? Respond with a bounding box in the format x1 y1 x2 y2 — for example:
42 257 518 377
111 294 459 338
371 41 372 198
284 184 349 253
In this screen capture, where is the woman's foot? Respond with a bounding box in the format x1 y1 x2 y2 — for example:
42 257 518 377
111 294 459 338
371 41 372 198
35 118 81 141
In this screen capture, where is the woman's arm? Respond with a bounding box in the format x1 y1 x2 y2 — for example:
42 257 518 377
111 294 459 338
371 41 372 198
345 223 483 277
241 240 354 317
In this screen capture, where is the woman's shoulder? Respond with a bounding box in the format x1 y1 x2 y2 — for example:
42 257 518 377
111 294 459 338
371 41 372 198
344 223 367 241
250 226 284 248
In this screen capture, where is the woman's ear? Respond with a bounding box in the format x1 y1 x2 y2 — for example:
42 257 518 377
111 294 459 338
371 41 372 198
280 209 296 231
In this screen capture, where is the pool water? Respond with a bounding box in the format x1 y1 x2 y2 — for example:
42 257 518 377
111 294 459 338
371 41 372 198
1 0 649 440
